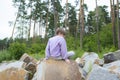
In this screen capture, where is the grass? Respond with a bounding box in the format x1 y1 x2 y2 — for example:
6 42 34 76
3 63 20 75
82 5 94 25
29 52 45 60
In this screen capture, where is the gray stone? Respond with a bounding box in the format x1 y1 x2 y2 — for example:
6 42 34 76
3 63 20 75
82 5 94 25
104 52 117 63
103 60 120 73
114 50 120 60
78 67 87 80
81 52 99 73
104 50 120 64
81 52 99 62
86 65 120 80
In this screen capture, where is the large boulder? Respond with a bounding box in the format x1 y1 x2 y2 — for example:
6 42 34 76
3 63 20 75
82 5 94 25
32 59 82 80
81 52 99 62
103 60 120 73
81 52 100 73
20 53 38 80
86 65 120 80
0 61 28 80
104 52 117 63
113 50 120 60
104 50 120 63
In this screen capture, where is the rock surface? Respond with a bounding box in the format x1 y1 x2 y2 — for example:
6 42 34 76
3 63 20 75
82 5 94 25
81 52 99 73
86 65 120 80
33 59 82 80
0 61 28 80
20 53 37 65
104 50 120 63
104 52 117 63
113 50 120 60
103 60 120 73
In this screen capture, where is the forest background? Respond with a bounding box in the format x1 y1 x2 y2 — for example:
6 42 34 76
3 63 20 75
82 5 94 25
0 0 120 62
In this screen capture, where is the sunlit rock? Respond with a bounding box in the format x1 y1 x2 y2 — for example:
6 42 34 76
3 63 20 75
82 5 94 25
20 53 37 65
94 59 104 66
32 59 82 80
0 61 28 80
0 61 24 71
75 57 84 68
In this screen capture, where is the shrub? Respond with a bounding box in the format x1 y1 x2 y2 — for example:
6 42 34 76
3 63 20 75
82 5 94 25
9 42 26 60
28 43 46 54
0 50 12 63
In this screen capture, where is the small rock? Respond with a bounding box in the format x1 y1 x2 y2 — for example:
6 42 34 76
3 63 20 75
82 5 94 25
25 62 36 73
20 53 37 65
75 57 84 68
94 59 104 66
81 52 99 61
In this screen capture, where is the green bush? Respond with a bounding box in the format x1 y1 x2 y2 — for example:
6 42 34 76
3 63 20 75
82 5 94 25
8 42 26 60
29 51 45 60
0 50 12 63
83 34 97 52
28 43 46 54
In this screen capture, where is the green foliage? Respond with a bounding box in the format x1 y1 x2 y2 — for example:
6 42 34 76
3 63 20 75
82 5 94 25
0 50 12 63
29 52 45 60
67 3 77 36
99 23 113 48
83 34 97 52
28 43 45 54
66 35 76 50
8 42 26 60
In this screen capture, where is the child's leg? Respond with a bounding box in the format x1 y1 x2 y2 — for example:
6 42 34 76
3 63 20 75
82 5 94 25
67 51 75 58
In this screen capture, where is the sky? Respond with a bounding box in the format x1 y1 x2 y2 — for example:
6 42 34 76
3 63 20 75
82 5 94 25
0 0 112 39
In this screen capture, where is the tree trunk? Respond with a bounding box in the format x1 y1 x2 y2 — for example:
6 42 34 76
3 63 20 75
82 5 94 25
28 1 32 39
45 0 49 38
65 0 68 29
28 18 31 39
39 20 41 36
117 0 120 49
80 0 84 49
53 0 57 31
110 0 117 47
11 11 19 39
33 20 36 42
96 0 100 52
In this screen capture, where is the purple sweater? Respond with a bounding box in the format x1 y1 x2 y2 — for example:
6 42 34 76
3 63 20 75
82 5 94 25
45 35 68 60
